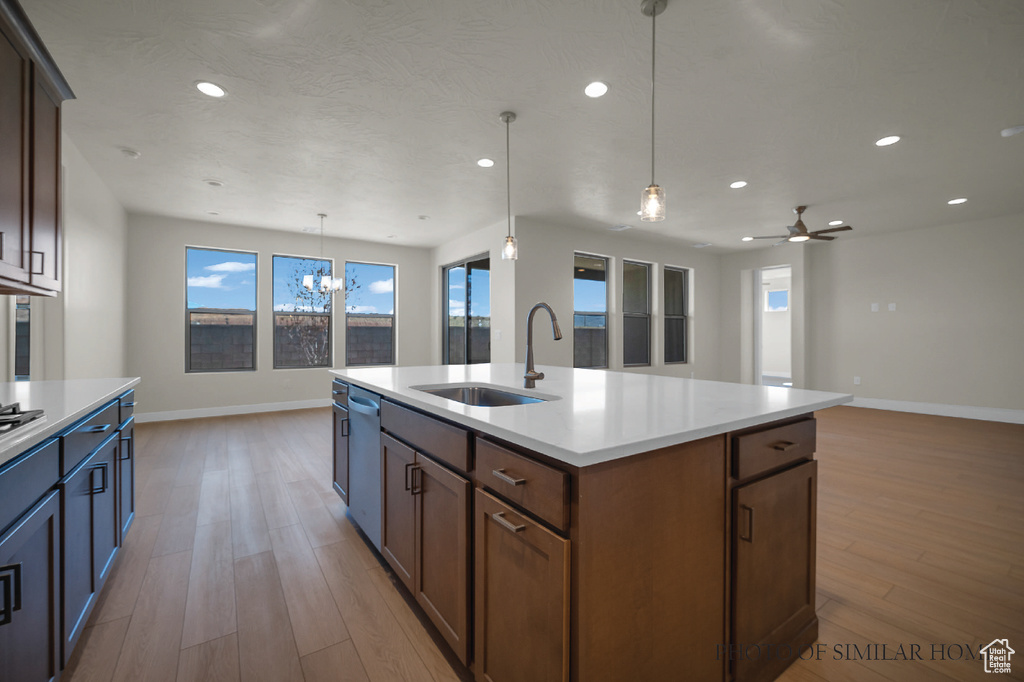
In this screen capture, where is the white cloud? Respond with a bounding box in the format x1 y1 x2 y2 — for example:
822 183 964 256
187 274 227 288
274 303 320 313
448 300 465 316
347 305 378 313
205 261 255 273
368 278 394 294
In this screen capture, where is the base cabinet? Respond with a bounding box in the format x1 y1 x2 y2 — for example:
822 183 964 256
732 460 818 682
61 432 119 665
474 489 569 682
0 490 61 682
332 402 350 504
117 418 135 541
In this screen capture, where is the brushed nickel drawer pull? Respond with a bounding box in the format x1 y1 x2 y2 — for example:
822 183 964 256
121 401 137 408
82 424 112 434
492 512 526 534
771 441 797 452
492 468 526 486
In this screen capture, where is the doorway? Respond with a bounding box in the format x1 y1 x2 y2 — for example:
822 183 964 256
754 265 792 387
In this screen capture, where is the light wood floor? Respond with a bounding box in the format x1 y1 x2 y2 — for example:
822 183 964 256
62 406 1024 682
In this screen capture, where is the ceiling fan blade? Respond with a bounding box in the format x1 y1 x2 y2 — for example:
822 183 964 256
812 225 853 235
772 238 789 247
808 234 835 241
751 235 788 239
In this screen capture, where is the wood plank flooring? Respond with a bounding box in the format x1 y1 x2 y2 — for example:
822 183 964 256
62 405 1024 682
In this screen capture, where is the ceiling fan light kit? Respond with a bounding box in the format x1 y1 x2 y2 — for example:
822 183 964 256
747 205 854 246
639 0 667 222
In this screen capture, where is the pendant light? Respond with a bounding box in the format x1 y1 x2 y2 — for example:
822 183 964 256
640 0 667 222
303 213 343 293
500 111 518 260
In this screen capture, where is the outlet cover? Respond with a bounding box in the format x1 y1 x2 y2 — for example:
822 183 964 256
854 376 861 385
888 302 896 311
870 303 879 312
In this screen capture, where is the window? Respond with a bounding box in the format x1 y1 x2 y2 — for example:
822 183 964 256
622 261 650 366
573 254 607 368
664 267 688 364
443 256 490 364
14 296 30 380
273 255 332 368
765 289 789 312
345 262 395 365
186 247 257 372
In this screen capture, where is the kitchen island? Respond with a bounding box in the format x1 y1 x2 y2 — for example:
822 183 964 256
330 364 850 682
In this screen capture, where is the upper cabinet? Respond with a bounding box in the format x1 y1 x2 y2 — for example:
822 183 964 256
0 0 73 297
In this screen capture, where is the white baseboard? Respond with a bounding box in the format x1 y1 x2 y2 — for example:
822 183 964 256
136 398 332 423
849 397 1024 424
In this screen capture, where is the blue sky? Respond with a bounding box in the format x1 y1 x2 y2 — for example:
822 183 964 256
446 266 490 318
186 248 256 310
574 279 606 313
345 262 395 314
273 256 332 313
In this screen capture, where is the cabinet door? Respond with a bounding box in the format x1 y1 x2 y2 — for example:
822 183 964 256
380 434 416 591
414 454 470 665
29 71 61 292
474 489 569 682
332 402 349 504
732 460 817 682
61 435 120 665
118 419 135 542
0 31 29 284
0 490 60 682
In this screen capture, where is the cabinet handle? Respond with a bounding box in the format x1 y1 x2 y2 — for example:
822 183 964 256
492 468 526 486
120 436 132 459
30 251 44 275
0 232 5 260
739 504 754 542
81 423 112 434
332 389 347 396
121 401 137 408
90 462 109 495
492 512 526 534
771 441 797 452
404 462 414 491
340 417 349 437
411 466 423 496
0 563 23 626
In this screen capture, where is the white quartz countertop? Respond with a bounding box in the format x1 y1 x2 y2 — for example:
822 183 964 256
331 364 852 467
0 377 140 468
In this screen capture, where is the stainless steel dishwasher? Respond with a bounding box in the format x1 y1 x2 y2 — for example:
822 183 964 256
347 385 382 551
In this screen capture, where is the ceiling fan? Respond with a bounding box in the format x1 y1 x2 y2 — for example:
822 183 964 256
748 206 853 246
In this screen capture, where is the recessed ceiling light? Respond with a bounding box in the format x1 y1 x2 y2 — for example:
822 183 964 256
1000 125 1024 138
741 237 754 242
196 81 226 98
828 220 843 226
119 147 141 159
729 181 748 189
584 81 608 98
477 158 494 168
202 178 225 187
875 135 901 147
947 197 967 205
609 224 632 231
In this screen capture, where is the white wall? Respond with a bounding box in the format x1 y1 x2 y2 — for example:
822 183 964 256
126 214 433 416
806 213 1024 410
430 219 516 364
510 217 722 379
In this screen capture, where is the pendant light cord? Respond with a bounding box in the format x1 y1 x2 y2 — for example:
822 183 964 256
650 7 656 186
506 118 512 238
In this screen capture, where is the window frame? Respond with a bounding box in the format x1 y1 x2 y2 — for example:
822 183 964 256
345 260 397 367
442 253 491 365
572 252 609 369
185 246 258 374
663 266 689 365
271 253 335 370
622 259 651 367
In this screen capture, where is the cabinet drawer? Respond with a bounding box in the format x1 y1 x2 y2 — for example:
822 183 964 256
476 438 569 532
60 400 119 476
332 379 349 406
118 389 136 424
381 400 470 472
0 438 59 536
732 418 816 481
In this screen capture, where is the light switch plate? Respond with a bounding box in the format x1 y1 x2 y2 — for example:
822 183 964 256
888 302 896 311
870 303 879 312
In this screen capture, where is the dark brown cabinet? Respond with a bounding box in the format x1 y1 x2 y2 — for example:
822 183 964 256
731 459 818 682
61 432 119 665
332 401 349 504
0 489 61 682
474 489 569 682
0 0 73 296
380 433 471 665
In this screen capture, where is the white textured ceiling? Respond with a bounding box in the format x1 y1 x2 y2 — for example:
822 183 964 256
21 0 1024 250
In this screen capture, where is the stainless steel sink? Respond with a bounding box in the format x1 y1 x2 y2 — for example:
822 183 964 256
412 384 549 407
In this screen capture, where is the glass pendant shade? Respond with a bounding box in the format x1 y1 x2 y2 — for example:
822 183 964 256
302 274 315 291
320 275 333 292
501 235 518 260
640 184 666 222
